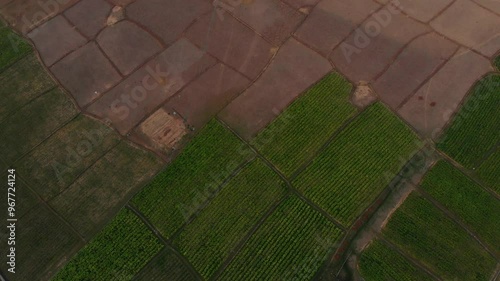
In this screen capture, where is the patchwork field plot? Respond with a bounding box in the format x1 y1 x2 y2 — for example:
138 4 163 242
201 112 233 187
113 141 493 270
0 20 31 71
0 54 55 121
219 195 344 280
293 103 420 226
49 141 162 239
477 149 500 194
16 115 120 200
132 120 253 238
383 193 496 281
134 248 199 281
359 240 434 281
174 159 287 279
252 72 356 177
53 208 163 281
0 88 78 168
420 160 500 253
437 74 500 168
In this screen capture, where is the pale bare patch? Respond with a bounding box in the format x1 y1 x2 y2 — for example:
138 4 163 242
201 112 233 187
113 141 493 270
138 108 187 151
107 6 125 26
351 81 377 108
299 6 312 14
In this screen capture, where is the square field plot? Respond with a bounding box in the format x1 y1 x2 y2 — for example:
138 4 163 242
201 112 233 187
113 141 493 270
477 149 500 194
359 240 434 281
219 195 344 280
420 160 500 254
134 248 199 281
53 208 163 281
0 54 55 122
132 120 253 238
383 193 497 281
49 141 162 240
16 115 120 201
174 159 287 280
293 103 421 226
252 72 357 177
437 74 500 168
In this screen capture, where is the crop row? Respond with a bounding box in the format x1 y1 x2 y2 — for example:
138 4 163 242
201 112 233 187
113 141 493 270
383 193 496 281
132 120 252 237
477 148 500 194
359 240 434 281
53 208 163 280
437 74 500 168
252 72 357 177
173 159 287 279
293 103 420 226
420 160 500 254
219 195 344 280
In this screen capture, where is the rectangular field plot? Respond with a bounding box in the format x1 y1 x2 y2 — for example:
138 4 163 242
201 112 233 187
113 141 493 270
0 54 55 121
53 208 163 281
437 74 500 168
219 195 344 280
383 193 496 281
0 21 32 71
293 103 420 226
252 73 356 176
16 115 121 201
0 88 78 168
421 160 500 254
132 120 252 238
174 159 286 279
134 248 199 281
49 141 162 239
477 148 500 194
359 240 434 281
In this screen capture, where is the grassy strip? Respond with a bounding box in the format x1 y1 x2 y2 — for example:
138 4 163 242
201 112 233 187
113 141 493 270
437 74 500 168
252 72 356 176
53 208 163 281
174 159 287 279
384 193 496 281
132 120 252 238
220 195 344 280
477 148 500 194
359 240 434 281
294 103 420 226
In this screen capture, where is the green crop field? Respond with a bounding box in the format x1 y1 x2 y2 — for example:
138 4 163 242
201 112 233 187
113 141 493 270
174 159 287 279
495 55 500 70
293 103 420 226
132 120 253 238
383 193 496 281
252 73 356 176
420 160 500 253
437 74 500 168
0 20 31 71
477 148 500 194
134 248 199 281
53 208 163 281
359 240 434 281
219 195 344 280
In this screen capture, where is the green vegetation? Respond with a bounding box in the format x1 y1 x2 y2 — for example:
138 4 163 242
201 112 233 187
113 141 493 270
252 73 356 176
0 54 55 121
53 208 163 281
359 240 434 281
477 149 500 194
220 195 343 280
420 160 500 253
294 103 420 226
174 159 286 279
49 141 162 239
0 21 32 72
384 194 496 281
132 120 252 238
0 88 78 168
437 74 500 168
134 248 198 281
17 115 120 200
495 55 500 70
